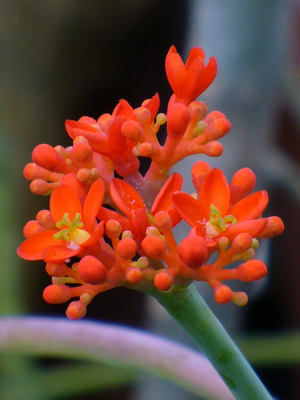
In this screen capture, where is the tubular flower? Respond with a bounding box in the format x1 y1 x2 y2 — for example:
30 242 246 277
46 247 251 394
18 45 284 319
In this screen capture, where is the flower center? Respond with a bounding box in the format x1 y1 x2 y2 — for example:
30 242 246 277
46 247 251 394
53 213 91 246
205 204 237 238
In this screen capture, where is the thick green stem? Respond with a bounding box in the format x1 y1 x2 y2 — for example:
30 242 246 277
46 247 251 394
144 283 274 400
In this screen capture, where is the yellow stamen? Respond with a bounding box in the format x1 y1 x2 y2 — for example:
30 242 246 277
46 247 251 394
205 204 237 238
53 213 91 245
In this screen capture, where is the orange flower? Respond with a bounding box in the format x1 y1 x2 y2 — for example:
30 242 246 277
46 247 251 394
17 179 105 262
98 173 183 247
173 168 283 250
165 45 217 105
65 94 160 177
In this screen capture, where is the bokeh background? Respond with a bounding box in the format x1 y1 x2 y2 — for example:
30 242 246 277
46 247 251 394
1 1 300 399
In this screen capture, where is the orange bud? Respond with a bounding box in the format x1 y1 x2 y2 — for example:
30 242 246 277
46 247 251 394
105 220 122 239
30 179 51 195
214 286 233 304
229 168 256 204
166 103 191 140
203 118 231 141
141 235 166 259
191 161 211 191
46 262 67 277
125 267 143 284
73 140 92 161
236 260 267 282
32 144 67 172
116 237 137 259
154 271 174 291
232 233 253 252
78 256 107 285
43 284 72 304
23 220 44 238
153 211 173 232
178 235 208 269
134 107 151 125
36 210 56 229
259 216 284 238
204 111 226 125
66 300 87 320
121 120 145 141
188 101 208 123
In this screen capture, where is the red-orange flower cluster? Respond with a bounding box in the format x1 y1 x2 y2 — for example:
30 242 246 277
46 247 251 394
18 46 284 319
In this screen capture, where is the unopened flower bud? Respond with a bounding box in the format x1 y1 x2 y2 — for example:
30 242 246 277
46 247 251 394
46 262 67 277
259 216 285 238
153 211 172 232
154 271 174 291
188 101 208 123
229 168 256 204
232 233 253 252
105 220 122 239
78 255 107 285
66 300 87 320
43 284 72 304
167 103 191 140
204 111 226 125
73 140 92 161
121 120 145 141
32 144 67 172
214 285 233 304
191 161 211 191
178 235 208 269
236 260 267 282
141 235 166 259
117 237 137 259
126 267 143 284
23 220 44 238
134 107 151 125
36 210 55 229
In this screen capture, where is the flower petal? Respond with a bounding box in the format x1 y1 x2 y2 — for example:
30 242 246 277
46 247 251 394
50 184 83 224
222 219 267 242
65 120 111 155
180 56 205 103
172 192 206 227
17 230 64 260
152 173 183 213
200 168 230 218
42 245 81 263
110 178 147 218
165 46 186 96
83 178 105 233
193 56 217 98
229 191 269 222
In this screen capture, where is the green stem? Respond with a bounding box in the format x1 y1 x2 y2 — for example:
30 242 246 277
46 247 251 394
144 283 274 400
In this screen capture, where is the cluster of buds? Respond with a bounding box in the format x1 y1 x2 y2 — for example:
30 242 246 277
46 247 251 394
18 46 284 319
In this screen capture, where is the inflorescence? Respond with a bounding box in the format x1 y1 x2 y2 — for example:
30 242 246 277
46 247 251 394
18 45 284 319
